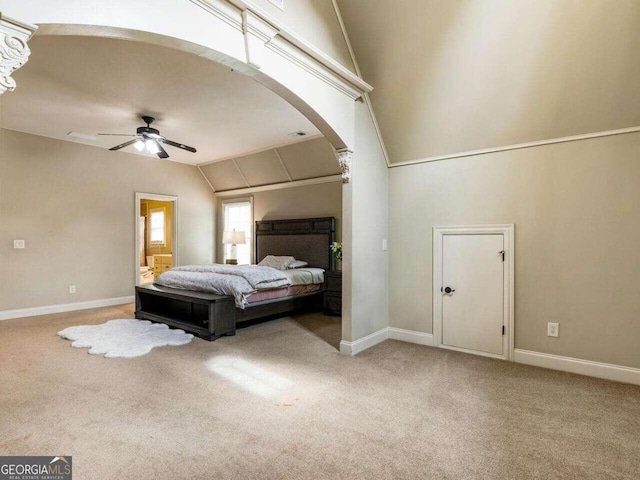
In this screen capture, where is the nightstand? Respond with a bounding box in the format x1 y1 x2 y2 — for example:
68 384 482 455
152 254 173 277
323 270 342 316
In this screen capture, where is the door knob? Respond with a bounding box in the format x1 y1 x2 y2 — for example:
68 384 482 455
444 286 455 294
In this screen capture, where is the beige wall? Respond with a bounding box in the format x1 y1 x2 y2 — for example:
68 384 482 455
215 181 342 263
339 0 640 163
0 129 215 311
389 132 640 369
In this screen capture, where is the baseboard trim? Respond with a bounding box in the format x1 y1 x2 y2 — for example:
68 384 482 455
388 327 434 346
514 349 640 386
0 296 135 321
340 327 388 356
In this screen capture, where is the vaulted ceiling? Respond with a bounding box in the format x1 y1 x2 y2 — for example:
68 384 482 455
200 137 340 192
337 0 640 164
7 2 636 175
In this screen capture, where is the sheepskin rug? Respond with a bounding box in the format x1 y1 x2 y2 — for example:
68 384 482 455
58 319 194 358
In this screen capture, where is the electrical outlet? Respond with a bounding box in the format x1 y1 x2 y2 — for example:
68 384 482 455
69 285 76 294
547 322 559 337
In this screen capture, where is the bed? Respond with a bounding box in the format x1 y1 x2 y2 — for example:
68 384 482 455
134 217 335 340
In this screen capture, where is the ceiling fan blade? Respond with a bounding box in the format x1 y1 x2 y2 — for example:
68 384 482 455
98 133 138 137
155 141 170 159
159 138 197 153
109 139 139 151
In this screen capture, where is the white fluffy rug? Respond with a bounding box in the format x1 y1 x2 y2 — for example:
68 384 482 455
58 319 194 358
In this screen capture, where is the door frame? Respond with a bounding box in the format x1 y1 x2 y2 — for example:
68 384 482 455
433 225 515 361
135 192 179 287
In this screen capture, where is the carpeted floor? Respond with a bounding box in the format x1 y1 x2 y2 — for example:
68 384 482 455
1 305 639 480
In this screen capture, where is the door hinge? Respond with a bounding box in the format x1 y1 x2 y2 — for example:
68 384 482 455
499 250 505 261
502 325 505 335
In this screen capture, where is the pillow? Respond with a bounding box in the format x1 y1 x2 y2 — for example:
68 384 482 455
258 255 296 270
288 260 308 269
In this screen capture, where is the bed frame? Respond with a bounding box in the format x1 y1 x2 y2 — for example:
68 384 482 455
135 217 335 340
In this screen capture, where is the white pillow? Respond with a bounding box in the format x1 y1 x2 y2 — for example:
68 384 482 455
288 260 308 269
258 255 296 270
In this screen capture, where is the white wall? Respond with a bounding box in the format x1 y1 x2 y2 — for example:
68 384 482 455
342 100 390 342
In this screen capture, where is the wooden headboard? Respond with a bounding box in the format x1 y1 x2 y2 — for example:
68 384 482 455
255 217 336 271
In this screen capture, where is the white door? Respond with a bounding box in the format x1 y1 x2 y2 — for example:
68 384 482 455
441 234 505 356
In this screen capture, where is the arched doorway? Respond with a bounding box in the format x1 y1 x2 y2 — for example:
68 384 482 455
1 1 374 350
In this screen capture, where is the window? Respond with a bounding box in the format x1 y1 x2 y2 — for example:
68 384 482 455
149 208 166 245
223 199 252 264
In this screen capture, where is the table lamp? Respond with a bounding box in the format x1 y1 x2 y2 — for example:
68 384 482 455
222 229 246 265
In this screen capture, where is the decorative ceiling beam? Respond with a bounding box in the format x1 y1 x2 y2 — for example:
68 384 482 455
232 158 251 187
215 174 341 197
0 14 37 95
273 148 293 182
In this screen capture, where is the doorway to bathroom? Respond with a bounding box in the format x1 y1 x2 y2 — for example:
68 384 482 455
135 193 178 287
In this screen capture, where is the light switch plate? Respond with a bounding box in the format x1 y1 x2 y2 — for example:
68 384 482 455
13 240 25 249
382 239 388 251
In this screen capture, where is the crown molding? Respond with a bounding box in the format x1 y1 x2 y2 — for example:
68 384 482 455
214 174 341 197
189 0 243 31
190 0 372 100
389 125 640 169
266 36 362 100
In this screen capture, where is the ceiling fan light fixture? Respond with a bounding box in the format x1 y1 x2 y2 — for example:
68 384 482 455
145 139 159 154
105 115 196 157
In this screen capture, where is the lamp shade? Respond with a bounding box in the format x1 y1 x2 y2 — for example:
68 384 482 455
222 230 246 244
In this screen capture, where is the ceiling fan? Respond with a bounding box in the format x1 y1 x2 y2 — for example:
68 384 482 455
99 116 197 159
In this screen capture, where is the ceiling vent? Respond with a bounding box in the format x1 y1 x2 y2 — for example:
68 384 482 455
67 132 98 141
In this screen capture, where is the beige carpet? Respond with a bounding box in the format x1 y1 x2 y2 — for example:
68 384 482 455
1 305 639 480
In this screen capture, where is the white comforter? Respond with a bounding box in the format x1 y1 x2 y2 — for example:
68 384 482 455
282 268 325 285
154 264 291 308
